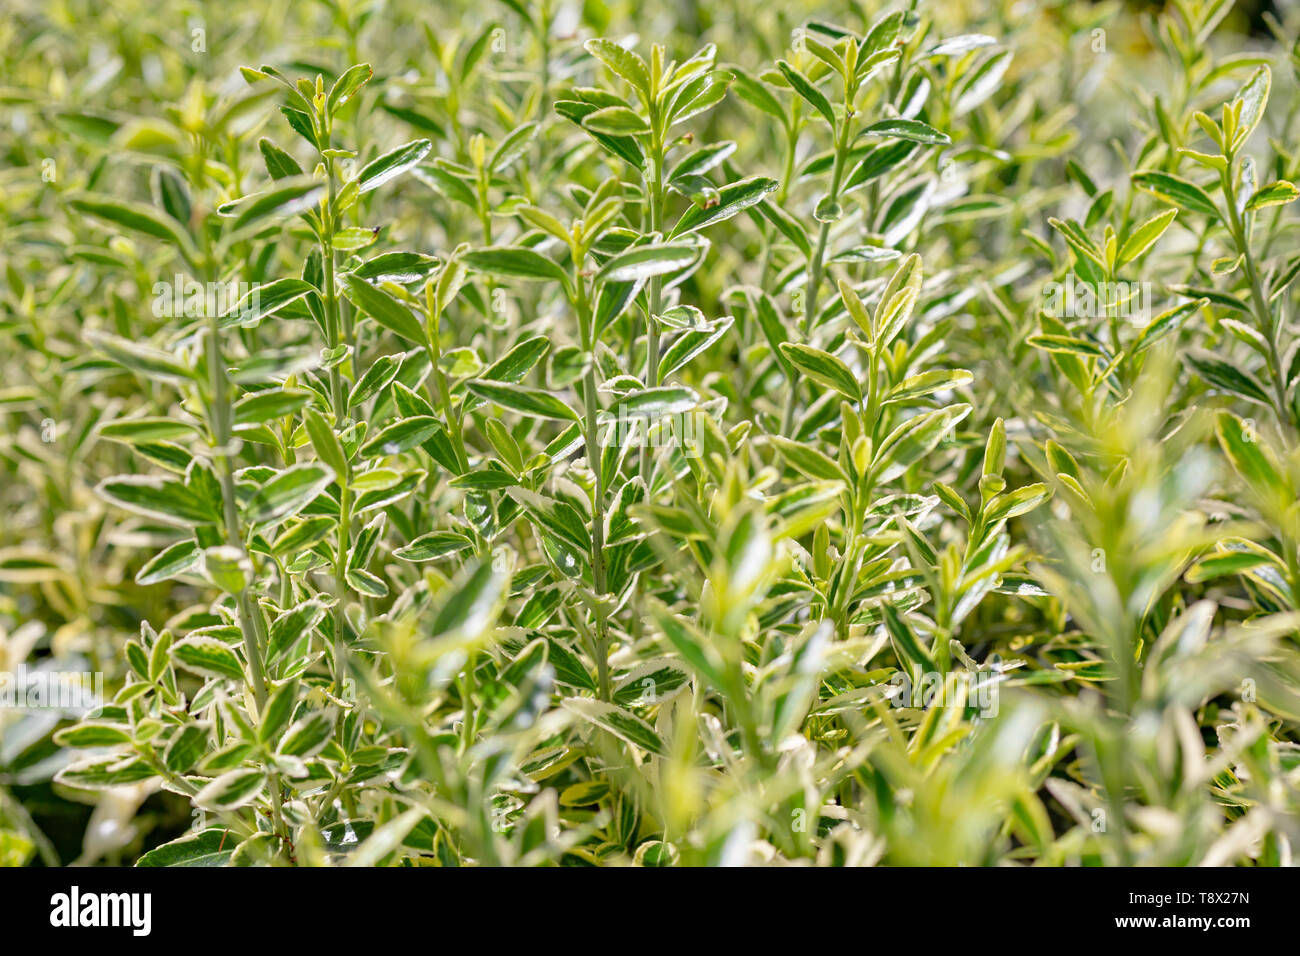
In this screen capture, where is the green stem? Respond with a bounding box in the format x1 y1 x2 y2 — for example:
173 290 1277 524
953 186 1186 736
1222 164 1292 431
535 1 552 127
203 297 289 851
641 128 666 480
317 154 357 696
577 275 611 701
783 119 850 435
425 317 470 472
204 310 270 710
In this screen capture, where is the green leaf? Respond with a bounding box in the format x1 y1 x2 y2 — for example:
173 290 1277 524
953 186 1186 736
1132 299 1205 354
882 603 935 670
612 385 698 419
1231 66 1270 149
1131 171 1220 219
1186 350 1271 405
482 335 551 383
584 39 651 97
304 407 350 478
670 176 778 236
650 601 725 688
260 680 298 742
278 710 334 757
219 278 316 329
1185 551 1273 584
776 60 835 125
99 417 200 444
753 291 793 377
67 194 197 263
582 106 649 135
731 69 785 120
597 243 700 283
545 638 598 691
873 404 971 483
1047 218 1105 269
928 34 998 56
219 175 323 232
554 99 644 167
768 435 848 483
1215 410 1290 501
779 343 860 401
360 416 443 456
1245 180 1299 212
984 483 1051 523
613 659 690 706
348 354 402 408
562 699 667 755
873 253 924 345
163 724 208 773
259 138 303 179
346 512 386 574
953 50 1012 116
56 756 157 790
328 63 373 113
756 200 813 258
885 369 974 405
1026 334 1107 358
846 141 916 190
279 106 318 148
136 539 202 586
54 722 132 747
356 139 433 193
466 380 578 421
233 387 312 427
172 636 245 681
245 464 335 525
85 330 193 385
659 318 732 380
394 531 474 562
506 488 591 552
1117 208 1178 265
137 828 235 867
273 516 335 555
194 768 266 811
352 251 441 283
430 561 508 640
96 475 216 526
861 118 951 145
463 247 570 287
491 122 538 171
267 597 329 660
341 274 427 344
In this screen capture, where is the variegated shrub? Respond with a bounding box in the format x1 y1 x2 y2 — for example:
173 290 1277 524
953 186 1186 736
1 0 1299 867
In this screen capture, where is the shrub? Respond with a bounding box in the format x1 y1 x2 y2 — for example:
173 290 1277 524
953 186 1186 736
2 0 1299 867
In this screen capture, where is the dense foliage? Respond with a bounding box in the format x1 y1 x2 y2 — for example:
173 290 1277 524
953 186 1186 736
3 0 1300 867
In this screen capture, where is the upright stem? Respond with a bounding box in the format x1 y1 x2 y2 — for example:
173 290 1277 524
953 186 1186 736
205 288 291 845
577 273 611 701
321 155 353 694
204 308 269 710
1222 164 1292 431
782 119 850 435
535 0 552 127
641 128 666 481
425 314 470 473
